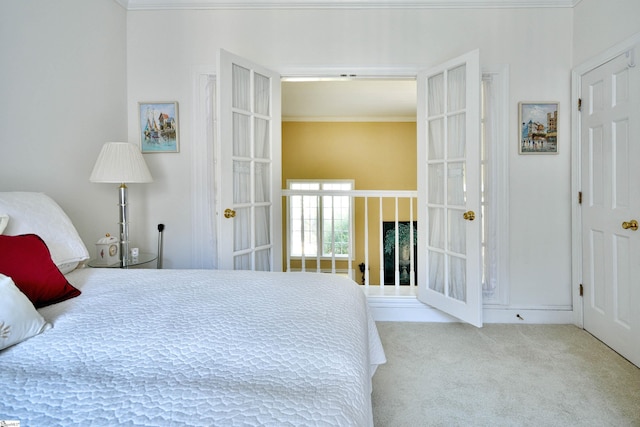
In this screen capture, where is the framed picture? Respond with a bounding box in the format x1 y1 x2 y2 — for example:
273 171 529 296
519 102 558 154
138 102 179 153
383 221 417 286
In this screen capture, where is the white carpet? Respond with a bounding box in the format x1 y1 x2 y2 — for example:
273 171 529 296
372 323 640 426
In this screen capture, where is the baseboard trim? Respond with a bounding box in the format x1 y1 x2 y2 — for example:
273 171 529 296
367 295 575 324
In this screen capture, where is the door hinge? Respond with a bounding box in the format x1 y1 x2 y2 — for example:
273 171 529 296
578 98 582 111
579 284 584 297
578 191 582 204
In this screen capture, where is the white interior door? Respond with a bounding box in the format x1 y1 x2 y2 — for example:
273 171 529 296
580 46 640 366
217 49 282 271
417 50 483 327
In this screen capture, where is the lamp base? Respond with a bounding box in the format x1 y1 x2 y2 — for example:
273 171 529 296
118 183 131 267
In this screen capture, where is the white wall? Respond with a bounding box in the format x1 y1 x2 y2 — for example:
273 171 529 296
1 0 129 257
127 7 574 307
573 0 640 66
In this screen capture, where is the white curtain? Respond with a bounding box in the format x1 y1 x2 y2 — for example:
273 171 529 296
482 74 499 297
231 64 272 271
427 72 445 294
191 74 217 269
233 163 251 253
427 66 467 301
206 75 218 269
253 75 271 271
232 65 252 262
447 65 467 301
254 73 270 116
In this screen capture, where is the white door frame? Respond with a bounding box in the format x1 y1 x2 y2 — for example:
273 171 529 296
570 31 640 328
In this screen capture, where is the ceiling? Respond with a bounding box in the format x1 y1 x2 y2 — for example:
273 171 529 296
282 79 417 122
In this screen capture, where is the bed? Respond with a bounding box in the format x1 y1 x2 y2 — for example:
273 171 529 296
0 192 386 426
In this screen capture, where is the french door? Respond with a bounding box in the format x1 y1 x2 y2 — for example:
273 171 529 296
580 45 640 366
417 50 483 327
217 50 282 271
213 49 483 325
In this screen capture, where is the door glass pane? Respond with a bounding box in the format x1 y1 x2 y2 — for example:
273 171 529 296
448 64 466 111
254 73 270 116
233 161 251 204
254 162 270 203
233 208 250 251
233 113 250 157
428 164 444 204
234 253 251 270
255 249 271 271
232 64 250 110
428 251 444 293
447 162 466 205
428 118 444 160
255 206 270 247
429 207 445 249
428 73 444 115
448 113 466 158
448 255 466 302
448 209 466 254
255 117 270 159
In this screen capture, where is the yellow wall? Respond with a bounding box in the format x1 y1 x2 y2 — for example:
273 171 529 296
282 121 417 284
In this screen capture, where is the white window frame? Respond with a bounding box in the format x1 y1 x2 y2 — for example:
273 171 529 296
286 179 355 260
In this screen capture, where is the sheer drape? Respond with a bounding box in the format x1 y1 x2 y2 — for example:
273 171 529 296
482 75 499 297
428 72 445 294
232 65 252 263
206 75 218 269
427 65 467 301
447 66 467 301
254 73 271 271
231 65 272 271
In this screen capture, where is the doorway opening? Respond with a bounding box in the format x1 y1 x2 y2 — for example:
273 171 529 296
280 70 508 304
281 77 418 285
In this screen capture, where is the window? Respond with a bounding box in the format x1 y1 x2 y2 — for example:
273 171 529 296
287 180 353 258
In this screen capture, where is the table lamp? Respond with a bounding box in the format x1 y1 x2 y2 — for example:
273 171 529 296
90 142 153 266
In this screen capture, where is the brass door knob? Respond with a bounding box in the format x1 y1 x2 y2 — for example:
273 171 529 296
224 208 236 219
622 219 638 231
463 211 475 221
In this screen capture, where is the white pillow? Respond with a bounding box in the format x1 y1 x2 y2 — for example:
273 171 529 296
0 214 8 234
0 274 51 350
0 192 89 274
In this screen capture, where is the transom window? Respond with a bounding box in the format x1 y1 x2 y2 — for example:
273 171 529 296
287 180 353 258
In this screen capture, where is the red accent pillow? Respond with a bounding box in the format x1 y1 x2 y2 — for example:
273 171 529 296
0 234 81 308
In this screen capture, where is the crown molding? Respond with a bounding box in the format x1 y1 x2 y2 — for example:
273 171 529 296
121 0 582 10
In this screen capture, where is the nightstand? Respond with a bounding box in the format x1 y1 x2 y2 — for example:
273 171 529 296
87 252 157 269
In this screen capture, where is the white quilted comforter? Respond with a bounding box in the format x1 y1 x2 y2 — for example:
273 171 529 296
0 268 385 426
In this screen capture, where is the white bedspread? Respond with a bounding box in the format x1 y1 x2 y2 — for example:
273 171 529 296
0 268 385 426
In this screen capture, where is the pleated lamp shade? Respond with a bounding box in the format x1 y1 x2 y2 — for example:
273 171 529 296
90 142 153 183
